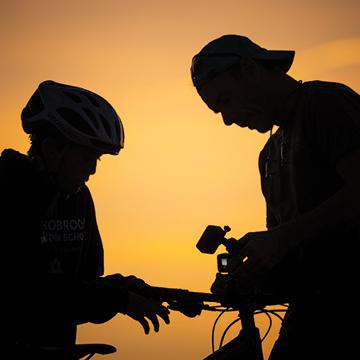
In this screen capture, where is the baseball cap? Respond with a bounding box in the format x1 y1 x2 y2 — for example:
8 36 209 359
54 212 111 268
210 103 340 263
191 34 295 89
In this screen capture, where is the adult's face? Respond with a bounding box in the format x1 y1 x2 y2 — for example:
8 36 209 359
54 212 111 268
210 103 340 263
197 59 275 133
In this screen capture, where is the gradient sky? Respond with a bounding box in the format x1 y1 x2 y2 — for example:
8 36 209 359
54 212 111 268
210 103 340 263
1 0 359 359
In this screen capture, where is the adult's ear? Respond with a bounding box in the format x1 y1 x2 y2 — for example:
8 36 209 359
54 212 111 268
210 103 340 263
231 57 261 82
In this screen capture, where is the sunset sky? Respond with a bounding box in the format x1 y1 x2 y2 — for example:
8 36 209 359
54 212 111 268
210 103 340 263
1 0 359 359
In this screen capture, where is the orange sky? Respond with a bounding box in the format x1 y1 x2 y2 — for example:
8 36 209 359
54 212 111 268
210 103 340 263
1 0 360 359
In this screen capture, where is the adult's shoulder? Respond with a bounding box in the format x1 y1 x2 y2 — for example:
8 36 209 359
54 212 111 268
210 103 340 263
299 81 360 162
302 80 360 107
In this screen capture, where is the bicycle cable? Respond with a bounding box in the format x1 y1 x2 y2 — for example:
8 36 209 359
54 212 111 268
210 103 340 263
259 310 272 342
214 306 287 351
212 310 226 352
219 317 242 348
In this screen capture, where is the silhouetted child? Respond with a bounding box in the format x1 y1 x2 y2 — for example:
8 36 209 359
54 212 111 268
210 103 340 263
2 80 170 358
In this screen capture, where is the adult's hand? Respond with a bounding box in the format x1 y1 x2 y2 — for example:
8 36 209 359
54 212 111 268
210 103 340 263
125 291 170 334
210 273 228 295
226 227 293 288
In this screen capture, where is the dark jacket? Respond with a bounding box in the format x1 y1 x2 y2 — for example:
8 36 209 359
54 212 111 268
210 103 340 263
1 149 128 349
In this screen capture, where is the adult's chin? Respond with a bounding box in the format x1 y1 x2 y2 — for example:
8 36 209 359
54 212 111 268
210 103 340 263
254 119 273 133
256 126 271 134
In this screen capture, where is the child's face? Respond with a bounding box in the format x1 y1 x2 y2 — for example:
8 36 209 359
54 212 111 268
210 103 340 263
55 145 102 193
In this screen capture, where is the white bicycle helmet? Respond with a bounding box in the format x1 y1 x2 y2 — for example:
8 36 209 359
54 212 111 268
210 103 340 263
21 80 124 155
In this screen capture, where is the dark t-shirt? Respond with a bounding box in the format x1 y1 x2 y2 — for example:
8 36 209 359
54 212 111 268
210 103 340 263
1 149 127 348
258 80 360 298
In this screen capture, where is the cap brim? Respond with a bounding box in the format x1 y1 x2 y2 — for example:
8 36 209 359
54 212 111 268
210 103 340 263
253 50 295 73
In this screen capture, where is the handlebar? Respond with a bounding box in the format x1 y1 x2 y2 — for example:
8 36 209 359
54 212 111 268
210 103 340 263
139 285 288 315
138 285 226 317
141 286 223 303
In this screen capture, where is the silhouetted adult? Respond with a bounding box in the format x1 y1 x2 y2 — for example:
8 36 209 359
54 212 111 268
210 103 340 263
191 35 360 359
1 80 170 358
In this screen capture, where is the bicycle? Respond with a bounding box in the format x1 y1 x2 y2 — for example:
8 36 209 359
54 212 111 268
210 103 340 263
145 285 288 360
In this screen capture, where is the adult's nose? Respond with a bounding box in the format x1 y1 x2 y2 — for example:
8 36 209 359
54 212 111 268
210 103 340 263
221 112 234 126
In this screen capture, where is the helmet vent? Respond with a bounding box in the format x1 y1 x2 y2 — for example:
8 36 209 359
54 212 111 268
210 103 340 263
81 91 100 107
99 113 112 138
63 91 82 103
83 107 100 129
57 107 96 137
